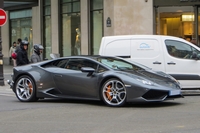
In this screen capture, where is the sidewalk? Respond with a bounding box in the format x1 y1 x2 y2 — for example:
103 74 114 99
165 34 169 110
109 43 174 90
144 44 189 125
0 64 13 91
3 64 13 74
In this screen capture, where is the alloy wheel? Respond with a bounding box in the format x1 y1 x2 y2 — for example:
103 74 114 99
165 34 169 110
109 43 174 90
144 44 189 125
16 77 34 101
102 79 126 106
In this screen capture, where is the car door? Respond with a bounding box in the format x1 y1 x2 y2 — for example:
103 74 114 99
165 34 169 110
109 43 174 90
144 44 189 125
163 39 200 88
53 58 100 98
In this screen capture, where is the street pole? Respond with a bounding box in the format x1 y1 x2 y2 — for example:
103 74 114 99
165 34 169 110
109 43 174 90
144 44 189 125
0 0 4 86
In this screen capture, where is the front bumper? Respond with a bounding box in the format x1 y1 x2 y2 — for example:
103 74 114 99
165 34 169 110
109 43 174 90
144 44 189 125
127 87 183 103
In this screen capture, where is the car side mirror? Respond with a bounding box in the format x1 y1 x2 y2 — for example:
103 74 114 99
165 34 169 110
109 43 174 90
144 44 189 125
81 67 95 76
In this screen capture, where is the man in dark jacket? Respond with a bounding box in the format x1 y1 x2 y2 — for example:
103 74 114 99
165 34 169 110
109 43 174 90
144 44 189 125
16 40 30 66
31 44 44 63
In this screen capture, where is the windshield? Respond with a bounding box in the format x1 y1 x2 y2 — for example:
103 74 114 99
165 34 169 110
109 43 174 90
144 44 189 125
125 59 152 70
96 57 144 71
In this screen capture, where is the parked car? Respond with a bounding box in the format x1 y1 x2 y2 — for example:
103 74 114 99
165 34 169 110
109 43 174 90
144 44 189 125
8 55 182 107
99 35 200 89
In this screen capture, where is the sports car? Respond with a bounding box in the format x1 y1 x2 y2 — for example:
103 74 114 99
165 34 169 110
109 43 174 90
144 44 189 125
8 55 182 107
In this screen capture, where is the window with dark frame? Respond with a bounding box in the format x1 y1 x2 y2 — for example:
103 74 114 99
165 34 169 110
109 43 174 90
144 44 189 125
90 0 103 55
43 0 52 59
60 0 81 57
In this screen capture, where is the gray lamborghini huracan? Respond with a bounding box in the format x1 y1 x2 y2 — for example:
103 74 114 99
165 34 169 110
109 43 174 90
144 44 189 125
8 55 182 107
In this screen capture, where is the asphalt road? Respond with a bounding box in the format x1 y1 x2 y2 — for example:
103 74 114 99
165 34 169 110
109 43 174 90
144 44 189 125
1 67 200 133
0 92 200 133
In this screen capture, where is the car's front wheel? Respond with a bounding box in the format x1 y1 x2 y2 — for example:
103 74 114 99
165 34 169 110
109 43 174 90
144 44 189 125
101 78 127 107
14 75 38 102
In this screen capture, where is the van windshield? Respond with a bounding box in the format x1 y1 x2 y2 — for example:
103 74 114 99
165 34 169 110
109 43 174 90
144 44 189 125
97 57 145 71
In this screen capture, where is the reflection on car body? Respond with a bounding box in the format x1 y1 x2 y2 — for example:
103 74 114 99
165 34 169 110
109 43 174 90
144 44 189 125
8 55 183 107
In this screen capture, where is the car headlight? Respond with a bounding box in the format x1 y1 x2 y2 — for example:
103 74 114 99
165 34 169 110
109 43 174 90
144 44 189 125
167 75 180 85
137 79 155 86
156 71 180 85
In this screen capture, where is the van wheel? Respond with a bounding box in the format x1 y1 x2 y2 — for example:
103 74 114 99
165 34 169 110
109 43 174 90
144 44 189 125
14 75 38 102
101 78 127 107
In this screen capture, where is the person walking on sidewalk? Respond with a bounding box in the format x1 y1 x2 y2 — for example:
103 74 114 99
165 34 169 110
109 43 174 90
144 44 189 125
9 41 17 67
15 38 22 54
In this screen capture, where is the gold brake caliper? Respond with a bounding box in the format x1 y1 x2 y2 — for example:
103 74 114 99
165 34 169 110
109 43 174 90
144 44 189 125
106 85 112 101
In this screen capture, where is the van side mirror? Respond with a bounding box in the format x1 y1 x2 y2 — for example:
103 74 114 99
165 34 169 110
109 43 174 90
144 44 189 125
191 52 199 60
191 52 197 59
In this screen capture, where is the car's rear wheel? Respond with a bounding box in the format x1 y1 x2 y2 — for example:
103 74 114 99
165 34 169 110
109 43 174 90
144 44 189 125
101 78 127 107
14 75 38 102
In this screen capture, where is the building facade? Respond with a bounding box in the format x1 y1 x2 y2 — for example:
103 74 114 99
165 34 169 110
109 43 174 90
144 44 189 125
2 0 153 65
154 0 200 44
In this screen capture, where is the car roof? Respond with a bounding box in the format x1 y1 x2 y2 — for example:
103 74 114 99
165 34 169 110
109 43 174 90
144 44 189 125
32 55 125 68
60 55 119 60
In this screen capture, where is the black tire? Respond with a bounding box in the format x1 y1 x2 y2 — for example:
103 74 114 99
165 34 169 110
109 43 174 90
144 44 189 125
14 75 38 102
101 78 127 107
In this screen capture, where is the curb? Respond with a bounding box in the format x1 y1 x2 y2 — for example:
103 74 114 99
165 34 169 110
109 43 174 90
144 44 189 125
181 90 200 96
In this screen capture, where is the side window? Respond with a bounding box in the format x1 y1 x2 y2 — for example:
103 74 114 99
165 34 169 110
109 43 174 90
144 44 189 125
66 59 98 71
53 59 69 68
192 47 200 55
165 40 194 59
82 60 98 70
66 59 84 71
97 65 108 73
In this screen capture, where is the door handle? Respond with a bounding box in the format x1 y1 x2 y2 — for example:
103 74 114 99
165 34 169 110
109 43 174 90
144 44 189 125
54 74 62 77
167 62 176 65
153 61 161 64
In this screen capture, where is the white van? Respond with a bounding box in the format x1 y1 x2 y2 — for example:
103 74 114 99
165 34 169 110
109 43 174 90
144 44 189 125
99 35 200 89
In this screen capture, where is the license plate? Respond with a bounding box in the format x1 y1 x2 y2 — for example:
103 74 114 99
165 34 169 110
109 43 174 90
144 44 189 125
169 90 181 96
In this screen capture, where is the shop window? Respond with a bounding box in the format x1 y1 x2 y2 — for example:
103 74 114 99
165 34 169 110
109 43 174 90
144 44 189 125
10 9 32 19
10 9 32 58
43 0 52 59
60 0 80 56
90 0 103 55
156 6 195 41
198 7 200 46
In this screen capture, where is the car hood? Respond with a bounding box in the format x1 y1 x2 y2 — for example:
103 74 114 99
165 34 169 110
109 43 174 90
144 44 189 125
116 69 180 89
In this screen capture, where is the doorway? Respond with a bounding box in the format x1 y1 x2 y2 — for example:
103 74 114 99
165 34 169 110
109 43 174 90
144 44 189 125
156 6 195 41
10 18 33 58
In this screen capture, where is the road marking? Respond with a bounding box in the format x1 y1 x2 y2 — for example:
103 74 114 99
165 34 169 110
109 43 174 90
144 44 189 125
0 94 15 97
176 125 185 128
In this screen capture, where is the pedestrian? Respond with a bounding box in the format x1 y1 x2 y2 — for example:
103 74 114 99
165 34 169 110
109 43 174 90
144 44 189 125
16 40 30 66
9 41 17 67
190 39 199 47
31 44 44 63
15 38 22 54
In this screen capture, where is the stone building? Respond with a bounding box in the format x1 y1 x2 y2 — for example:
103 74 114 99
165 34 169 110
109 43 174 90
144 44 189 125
1 0 200 65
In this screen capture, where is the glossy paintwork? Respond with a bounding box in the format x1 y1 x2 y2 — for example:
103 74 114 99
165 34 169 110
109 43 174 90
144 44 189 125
11 56 182 102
